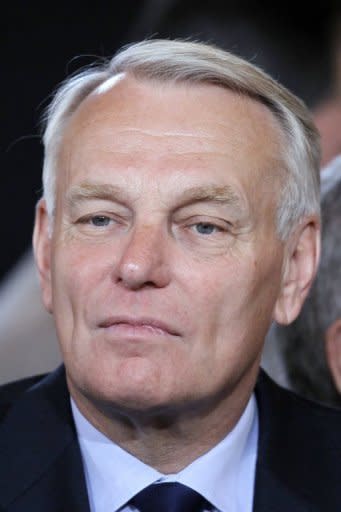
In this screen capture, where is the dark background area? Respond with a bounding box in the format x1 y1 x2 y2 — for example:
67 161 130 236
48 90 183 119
1 1 338 283
1 1 144 282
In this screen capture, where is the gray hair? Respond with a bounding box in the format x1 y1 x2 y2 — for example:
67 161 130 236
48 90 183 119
271 159 341 408
42 39 321 239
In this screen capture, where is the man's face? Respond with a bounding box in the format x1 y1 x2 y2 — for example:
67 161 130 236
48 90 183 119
36 76 287 416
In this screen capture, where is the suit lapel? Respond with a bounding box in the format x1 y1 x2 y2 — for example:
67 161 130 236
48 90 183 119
0 367 90 512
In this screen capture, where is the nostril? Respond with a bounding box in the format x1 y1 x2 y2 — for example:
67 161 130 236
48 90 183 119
117 275 161 290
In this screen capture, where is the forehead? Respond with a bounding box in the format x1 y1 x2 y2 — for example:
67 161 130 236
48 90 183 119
58 74 284 196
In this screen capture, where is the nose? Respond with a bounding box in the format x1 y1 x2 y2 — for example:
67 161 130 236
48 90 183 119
115 224 171 290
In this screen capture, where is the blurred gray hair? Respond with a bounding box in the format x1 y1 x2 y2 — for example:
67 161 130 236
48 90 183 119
270 159 341 408
42 39 321 239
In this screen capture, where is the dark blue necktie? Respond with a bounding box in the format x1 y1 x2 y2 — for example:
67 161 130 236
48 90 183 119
130 482 211 511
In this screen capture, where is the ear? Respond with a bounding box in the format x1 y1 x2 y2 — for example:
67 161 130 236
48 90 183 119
325 318 341 393
33 198 53 313
274 217 320 325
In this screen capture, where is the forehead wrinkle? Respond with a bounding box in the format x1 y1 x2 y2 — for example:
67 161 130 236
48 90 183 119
118 127 216 138
81 134 222 157
66 132 224 159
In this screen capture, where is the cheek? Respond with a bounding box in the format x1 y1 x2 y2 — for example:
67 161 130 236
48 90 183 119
190 259 249 318
51 240 110 318
192 255 280 347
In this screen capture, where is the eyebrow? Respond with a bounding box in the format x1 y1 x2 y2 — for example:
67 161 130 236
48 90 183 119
65 182 245 211
178 185 244 208
66 183 130 210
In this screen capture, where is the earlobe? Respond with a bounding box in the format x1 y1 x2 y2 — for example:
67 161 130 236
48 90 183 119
273 217 320 325
33 198 53 313
325 319 341 393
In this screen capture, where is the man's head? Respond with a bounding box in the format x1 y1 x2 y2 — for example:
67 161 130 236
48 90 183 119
33 40 321 424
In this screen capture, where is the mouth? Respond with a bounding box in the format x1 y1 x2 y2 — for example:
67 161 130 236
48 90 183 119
98 316 180 338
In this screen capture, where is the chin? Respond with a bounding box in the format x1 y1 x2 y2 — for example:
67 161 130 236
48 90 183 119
74 361 173 410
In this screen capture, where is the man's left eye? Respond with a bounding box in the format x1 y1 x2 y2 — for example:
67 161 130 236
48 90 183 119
194 222 220 235
90 215 111 227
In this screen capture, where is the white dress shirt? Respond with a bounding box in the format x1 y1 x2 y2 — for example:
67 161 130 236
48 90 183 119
71 394 258 512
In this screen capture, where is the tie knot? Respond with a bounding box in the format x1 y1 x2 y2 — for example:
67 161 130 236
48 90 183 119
130 482 211 512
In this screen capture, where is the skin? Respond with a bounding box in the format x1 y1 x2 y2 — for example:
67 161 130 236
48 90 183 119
34 75 320 472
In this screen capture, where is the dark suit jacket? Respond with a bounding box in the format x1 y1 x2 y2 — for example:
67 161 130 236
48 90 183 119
0 366 340 511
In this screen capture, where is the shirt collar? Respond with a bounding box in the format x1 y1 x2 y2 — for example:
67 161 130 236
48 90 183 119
71 394 258 512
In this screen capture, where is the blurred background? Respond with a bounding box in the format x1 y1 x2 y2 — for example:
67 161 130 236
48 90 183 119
1 0 341 393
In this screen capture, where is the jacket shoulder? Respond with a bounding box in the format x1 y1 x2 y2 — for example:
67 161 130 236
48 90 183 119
0 374 47 421
255 370 341 510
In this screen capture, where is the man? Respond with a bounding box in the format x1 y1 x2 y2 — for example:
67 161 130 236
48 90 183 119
262 155 341 408
0 39 339 511
2 3 340 386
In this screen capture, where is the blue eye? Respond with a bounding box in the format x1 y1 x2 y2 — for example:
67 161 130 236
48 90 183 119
91 216 111 227
195 223 217 235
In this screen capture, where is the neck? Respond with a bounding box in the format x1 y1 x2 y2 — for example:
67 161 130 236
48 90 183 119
68 370 258 474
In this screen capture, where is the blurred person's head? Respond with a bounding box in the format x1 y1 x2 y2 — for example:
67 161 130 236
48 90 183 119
270 157 341 408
